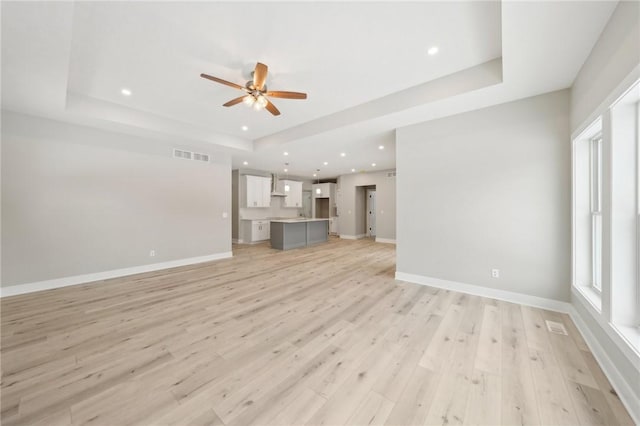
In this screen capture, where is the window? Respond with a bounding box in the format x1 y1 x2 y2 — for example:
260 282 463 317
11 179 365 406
636 99 640 329
609 80 639 336
572 78 640 380
573 80 640 343
590 135 603 291
572 118 602 307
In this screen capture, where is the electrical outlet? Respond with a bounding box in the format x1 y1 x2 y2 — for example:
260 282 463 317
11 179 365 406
491 269 500 278
149 250 156 257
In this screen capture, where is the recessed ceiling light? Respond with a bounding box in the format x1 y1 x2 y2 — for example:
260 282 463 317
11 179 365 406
284 152 289 156
121 88 132 96
313 173 317 177
340 153 346 157
372 163 377 167
428 46 439 55
241 125 248 131
284 168 288 172
378 145 384 150
243 161 248 165
351 168 356 172
323 161 328 165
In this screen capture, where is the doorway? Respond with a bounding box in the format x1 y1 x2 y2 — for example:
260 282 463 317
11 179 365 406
366 188 376 237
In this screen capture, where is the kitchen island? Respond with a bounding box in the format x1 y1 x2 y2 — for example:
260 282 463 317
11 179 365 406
270 218 329 250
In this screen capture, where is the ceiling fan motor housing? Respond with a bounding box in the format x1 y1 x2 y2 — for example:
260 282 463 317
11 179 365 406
246 80 266 93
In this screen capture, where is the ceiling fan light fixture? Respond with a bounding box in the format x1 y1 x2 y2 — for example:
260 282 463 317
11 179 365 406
256 95 268 108
243 95 255 106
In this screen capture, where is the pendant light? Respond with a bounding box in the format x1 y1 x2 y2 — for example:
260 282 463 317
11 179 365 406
284 163 290 192
315 170 321 195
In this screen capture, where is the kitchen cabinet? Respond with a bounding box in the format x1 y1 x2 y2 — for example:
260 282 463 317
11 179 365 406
270 219 329 250
312 183 332 197
281 180 303 208
244 220 270 242
312 182 337 218
329 216 339 235
245 175 271 208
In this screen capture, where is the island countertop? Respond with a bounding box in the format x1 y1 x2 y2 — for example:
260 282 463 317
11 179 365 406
269 218 329 224
270 219 329 250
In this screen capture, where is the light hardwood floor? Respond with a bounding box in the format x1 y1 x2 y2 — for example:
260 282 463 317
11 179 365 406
1 238 634 426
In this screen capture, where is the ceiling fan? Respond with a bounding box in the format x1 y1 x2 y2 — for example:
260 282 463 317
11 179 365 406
200 62 307 116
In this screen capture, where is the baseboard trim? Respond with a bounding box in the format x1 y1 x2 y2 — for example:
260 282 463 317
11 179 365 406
567 304 640 425
375 238 396 244
394 271 639 423
0 252 233 298
395 272 572 313
340 234 366 240
571 288 640 364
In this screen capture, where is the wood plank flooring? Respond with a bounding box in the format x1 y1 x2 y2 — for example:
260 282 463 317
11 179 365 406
1 238 634 425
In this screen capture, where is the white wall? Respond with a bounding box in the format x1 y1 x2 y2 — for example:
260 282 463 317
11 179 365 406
1 111 232 288
337 170 396 241
571 1 640 134
396 90 571 301
232 170 239 240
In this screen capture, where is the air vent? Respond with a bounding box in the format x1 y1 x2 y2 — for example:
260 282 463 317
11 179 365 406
387 171 397 178
545 320 568 335
174 149 192 160
174 149 209 163
193 153 209 162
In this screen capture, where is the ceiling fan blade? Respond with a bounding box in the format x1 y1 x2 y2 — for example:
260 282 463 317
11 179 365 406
266 91 307 99
223 96 246 107
265 100 280 116
200 73 245 91
253 62 268 91
265 91 307 100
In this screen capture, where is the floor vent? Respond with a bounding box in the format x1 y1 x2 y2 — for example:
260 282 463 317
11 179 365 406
545 320 568 335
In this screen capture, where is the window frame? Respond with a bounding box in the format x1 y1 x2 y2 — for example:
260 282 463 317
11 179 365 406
590 134 603 293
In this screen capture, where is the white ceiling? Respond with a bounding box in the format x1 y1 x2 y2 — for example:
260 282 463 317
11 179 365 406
1 1 617 179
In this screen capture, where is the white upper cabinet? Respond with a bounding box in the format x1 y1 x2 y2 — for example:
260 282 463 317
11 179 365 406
281 180 303 208
245 175 271 208
312 183 333 198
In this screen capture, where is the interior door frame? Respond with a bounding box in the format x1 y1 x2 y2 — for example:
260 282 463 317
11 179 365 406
366 188 376 237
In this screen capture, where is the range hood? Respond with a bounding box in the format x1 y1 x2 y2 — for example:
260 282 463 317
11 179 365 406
271 173 287 197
